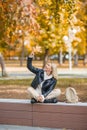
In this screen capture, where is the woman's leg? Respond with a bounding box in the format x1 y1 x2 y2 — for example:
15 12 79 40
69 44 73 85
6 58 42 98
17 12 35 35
45 88 61 99
27 87 39 100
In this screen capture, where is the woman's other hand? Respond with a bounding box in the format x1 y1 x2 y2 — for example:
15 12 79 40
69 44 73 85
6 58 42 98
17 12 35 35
29 51 34 58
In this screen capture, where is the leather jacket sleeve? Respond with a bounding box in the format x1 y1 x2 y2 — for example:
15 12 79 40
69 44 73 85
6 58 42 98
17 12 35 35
27 57 41 74
43 79 57 97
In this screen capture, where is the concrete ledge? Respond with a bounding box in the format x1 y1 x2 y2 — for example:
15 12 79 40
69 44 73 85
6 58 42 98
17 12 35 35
0 99 87 130
0 99 87 106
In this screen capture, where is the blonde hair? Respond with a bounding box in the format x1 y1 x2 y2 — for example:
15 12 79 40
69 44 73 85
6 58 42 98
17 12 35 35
51 63 58 80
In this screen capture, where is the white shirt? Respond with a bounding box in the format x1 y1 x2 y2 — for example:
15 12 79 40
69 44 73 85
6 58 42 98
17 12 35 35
36 71 52 96
44 71 52 80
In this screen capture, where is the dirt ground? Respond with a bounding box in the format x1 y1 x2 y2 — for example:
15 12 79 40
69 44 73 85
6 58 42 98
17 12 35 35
0 84 87 102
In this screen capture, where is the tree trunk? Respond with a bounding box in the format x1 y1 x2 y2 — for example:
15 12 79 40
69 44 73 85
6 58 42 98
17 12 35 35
20 42 25 67
58 48 63 65
0 53 8 77
63 54 66 63
43 49 49 68
74 52 78 66
83 53 87 66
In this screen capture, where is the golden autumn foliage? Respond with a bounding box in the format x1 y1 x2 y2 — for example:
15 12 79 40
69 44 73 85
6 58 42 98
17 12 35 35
0 0 87 59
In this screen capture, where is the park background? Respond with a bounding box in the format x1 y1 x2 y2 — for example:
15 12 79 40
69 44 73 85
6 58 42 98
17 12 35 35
0 0 87 102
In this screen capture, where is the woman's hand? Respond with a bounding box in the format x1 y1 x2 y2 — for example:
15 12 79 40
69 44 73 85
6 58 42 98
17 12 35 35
37 95 44 102
29 45 42 58
29 51 34 58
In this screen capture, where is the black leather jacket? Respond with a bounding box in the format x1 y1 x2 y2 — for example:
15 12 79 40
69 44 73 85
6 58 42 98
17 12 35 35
27 57 57 97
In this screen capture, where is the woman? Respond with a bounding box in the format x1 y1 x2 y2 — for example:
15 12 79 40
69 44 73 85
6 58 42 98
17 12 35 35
27 51 61 103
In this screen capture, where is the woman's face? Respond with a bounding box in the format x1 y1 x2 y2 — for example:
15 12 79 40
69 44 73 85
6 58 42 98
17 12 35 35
44 63 52 75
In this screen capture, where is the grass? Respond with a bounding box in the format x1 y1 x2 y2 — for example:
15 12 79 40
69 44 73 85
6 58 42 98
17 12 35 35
0 79 32 86
57 78 87 87
0 78 87 86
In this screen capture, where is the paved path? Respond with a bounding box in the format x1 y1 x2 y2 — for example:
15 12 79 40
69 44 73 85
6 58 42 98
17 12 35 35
0 67 87 79
0 125 63 130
